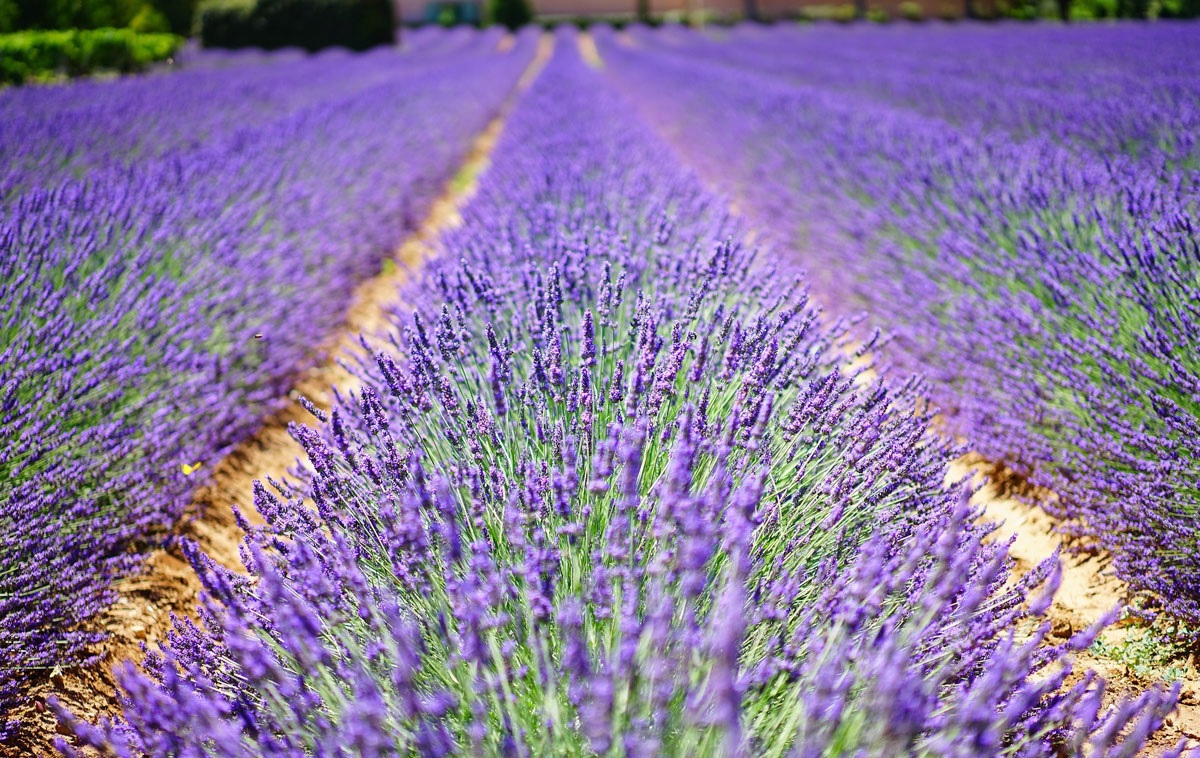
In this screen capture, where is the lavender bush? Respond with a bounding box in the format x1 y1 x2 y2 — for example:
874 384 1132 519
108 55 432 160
58 35 1183 756
597 22 1200 636
0 28 538 737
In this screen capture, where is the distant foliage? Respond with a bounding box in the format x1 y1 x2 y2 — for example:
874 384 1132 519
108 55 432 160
199 0 395 51
9 0 196 33
0 0 16 33
0 28 180 84
149 0 200 33
488 0 532 30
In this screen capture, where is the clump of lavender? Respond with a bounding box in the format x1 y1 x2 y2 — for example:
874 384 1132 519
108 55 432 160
0 28 538 735
597 23 1200 637
57 39 1182 756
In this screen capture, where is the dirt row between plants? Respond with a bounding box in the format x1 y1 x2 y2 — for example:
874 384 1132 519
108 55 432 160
950 457 1200 755
6 33 554 757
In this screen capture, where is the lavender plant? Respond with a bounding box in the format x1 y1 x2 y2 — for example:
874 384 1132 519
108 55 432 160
0 28 539 738
597 23 1200 637
57 37 1183 756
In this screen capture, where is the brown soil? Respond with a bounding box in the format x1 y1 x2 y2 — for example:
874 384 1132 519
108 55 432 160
5 33 554 757
578 33 604 69
950 455 1200 755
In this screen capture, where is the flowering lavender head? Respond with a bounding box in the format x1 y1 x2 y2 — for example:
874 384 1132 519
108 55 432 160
60 39 1181 757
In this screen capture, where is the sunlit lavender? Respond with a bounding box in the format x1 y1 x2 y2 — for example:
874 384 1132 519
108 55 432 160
51 35 1187 756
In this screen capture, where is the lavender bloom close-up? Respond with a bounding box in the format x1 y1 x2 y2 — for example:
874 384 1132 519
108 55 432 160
50 33 1188 756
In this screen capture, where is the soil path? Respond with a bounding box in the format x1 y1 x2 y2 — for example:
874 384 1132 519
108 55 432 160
950 456 1200 755
7 33 554 757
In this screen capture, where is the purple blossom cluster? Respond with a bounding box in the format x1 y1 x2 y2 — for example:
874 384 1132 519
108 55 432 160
58 34 1183 755
597 22 1200 635
0 28 538 737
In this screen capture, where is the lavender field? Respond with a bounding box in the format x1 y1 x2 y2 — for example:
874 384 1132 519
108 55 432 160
2 20 1200 757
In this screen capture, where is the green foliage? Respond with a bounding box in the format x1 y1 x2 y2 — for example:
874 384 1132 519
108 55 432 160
993 0 1199 18
9 0 198 34
1067 0 1118 18
0 27 181 85
0 0 17 32
199 0 395 51
129 3 170 30
1092 626 1194 682
1159 0 1200 17
15 0 139 29
899 1 925 18
488 0 531 30
150 0 201 33
196 0 252 47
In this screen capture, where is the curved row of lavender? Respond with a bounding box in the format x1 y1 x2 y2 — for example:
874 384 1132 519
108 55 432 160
0 29 538 737
597 23 1200 636
0 26 512 189
648 23 1200 168
55 35 1183 756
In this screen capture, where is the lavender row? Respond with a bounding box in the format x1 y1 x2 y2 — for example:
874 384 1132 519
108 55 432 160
597 23 1200 635
0 29 538 737
0 27 512 192
639 23 1200 169
58 33 1182 756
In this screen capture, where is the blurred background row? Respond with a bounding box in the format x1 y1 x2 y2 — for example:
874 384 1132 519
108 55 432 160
1 0 1197 88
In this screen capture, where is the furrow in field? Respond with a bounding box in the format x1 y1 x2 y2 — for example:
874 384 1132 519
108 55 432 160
949 457 1200 753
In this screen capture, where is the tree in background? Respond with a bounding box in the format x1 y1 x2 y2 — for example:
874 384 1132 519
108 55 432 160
10 0 196 33
488 0 530 29
200 0 394 50
0 0 17 31
152 0 200 33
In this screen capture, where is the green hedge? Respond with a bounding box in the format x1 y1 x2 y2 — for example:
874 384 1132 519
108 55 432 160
0 28 181 85
488 0 532 29
199 0 395 51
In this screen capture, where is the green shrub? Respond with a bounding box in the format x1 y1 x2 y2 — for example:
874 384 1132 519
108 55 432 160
0 27 181 85
0 0 17 32
197 0 252 46
129 4 171 31
488 0 531 29
199 0 394 51
15 0 139 30
150 0 201 33
899 1 924 18
10 0 198 35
